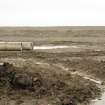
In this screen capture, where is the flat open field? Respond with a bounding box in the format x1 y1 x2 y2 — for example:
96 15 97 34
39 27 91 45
0 27 105 105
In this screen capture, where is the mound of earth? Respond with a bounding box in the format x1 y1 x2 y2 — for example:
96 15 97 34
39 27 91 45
0 62 101 105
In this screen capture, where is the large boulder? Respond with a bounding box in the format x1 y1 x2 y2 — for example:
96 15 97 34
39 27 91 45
11 73 33 89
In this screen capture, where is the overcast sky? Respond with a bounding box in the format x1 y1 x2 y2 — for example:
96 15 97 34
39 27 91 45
0 0 105 26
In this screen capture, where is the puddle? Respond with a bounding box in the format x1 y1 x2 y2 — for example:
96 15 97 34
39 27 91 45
36 62 50 66
91 92 105 105
33 45 105 53
33 45 79 50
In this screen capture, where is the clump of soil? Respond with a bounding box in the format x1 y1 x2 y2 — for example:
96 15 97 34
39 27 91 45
0 62 101 105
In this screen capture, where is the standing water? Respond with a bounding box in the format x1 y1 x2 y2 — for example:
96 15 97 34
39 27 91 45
91 91 105 105
33 45 79 50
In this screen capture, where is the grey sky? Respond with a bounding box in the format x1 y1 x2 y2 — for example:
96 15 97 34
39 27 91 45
0 0 104 26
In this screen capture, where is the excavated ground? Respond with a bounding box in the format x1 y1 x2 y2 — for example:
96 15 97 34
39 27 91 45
0 50 104 105
0 27 105 105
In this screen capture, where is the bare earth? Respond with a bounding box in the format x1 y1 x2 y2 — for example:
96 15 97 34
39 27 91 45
0 27 105 105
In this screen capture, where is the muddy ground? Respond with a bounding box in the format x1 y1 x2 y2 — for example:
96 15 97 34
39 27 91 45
0 27 105 105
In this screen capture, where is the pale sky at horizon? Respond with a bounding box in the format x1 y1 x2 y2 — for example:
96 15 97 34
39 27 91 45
0 0 105 26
